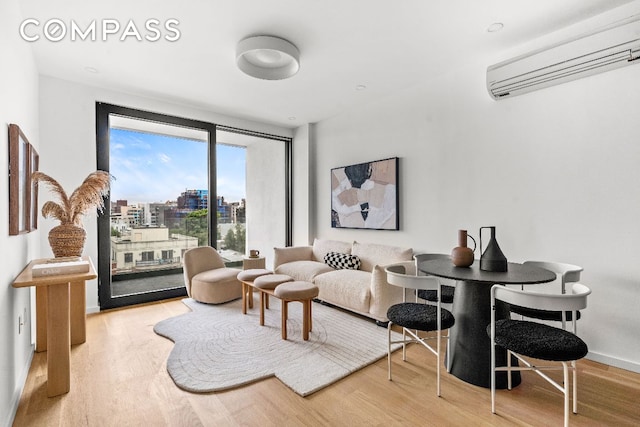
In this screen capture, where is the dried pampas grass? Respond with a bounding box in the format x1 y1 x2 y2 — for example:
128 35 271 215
32 170 112 226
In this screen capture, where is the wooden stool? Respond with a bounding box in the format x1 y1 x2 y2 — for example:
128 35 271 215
253 274 293 325
274 281 319 340
237 269 272 314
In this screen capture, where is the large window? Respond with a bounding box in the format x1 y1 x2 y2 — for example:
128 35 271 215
107 123 209 300
97 103 216 309
96 103 292 310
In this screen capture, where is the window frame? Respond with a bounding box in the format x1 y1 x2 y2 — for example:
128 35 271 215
96 102 217 309
96 103 293 310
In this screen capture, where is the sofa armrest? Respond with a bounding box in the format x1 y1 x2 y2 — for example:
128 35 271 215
273 246 313 269
369 262 414 321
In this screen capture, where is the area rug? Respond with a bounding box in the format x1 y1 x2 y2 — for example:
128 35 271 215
154 297 401 396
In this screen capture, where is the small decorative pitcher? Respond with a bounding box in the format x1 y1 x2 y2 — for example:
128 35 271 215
451 229 476 267
479 226 508 272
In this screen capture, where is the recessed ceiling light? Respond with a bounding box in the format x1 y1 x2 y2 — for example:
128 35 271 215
236 35 300 80
487 23 504 33
288 116 296 121
84 66 99 73
356 85 367 91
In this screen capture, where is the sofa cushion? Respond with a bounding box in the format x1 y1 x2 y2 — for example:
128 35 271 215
314 269 371 314
273 245 313 268
275 260 334 282
352 241 413 272
324 252 361 270
312 238 352 262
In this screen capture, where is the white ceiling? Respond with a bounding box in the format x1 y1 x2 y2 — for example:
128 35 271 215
20 0 635 128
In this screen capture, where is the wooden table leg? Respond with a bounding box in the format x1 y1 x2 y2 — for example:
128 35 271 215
282 300 288 340
242 282 247 314
302 300 310 341
47 282 71 397
70 281 86 345
35 287 47 352
260 291 265 326
37 281 86 350
242 281 256 313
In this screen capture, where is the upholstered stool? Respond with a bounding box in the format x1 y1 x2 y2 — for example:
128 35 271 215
253 274 294 325
237 269 272 314
274 281 320 340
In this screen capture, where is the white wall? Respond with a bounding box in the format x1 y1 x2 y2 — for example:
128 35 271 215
246 136 287 269
38 76 292 312
0 1 40 425
310 40 640 371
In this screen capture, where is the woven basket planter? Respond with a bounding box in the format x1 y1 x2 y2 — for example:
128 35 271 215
48 224 86 257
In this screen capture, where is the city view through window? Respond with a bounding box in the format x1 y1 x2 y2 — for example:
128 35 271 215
109 127 246 295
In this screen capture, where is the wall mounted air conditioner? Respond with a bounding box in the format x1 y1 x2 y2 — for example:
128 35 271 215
487 14 640 100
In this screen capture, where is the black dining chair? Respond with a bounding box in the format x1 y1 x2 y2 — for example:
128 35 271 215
413 253 456 304
509 261 583 331
385 262 455 396
488 282 591 427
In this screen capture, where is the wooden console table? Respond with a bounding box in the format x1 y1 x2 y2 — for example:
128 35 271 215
12 256 97 397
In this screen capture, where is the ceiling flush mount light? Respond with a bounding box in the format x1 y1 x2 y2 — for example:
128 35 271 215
487 22 504 33
236 35 300 80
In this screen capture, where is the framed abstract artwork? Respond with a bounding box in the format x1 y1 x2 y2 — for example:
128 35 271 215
331 157 399 230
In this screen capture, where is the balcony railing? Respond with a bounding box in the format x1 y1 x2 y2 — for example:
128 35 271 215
135 257 180 267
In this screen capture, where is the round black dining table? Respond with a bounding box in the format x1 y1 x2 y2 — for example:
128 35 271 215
419 259 556 389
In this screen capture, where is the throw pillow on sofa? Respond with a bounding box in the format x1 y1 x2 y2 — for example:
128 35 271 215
312 238 352 262
324 252 361 270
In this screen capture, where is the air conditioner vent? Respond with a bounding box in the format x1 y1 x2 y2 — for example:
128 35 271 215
487 14 640 100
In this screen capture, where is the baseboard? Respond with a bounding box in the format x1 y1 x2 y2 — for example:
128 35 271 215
587 351 640 374
87 305 100 314
3 344 34 427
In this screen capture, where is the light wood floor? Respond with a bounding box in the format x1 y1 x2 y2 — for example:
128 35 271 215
13 298 640 426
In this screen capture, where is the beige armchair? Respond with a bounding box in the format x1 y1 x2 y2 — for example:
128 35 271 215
182 246 242 304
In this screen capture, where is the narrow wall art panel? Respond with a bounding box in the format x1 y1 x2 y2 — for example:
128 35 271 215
331 157 399 230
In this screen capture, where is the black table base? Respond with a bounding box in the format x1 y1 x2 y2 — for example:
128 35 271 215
447 280 520 389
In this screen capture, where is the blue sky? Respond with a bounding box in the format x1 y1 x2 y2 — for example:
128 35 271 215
109 128 246 204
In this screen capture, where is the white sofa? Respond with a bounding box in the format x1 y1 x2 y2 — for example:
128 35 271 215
273 238 413 323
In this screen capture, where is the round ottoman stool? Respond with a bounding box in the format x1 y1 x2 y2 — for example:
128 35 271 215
274 281 320 340
253 274 294 325
237 269 272 313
